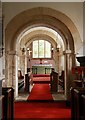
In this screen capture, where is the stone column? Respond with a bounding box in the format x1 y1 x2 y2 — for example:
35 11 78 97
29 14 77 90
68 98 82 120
64 50 76 101
5 50 18 97
19 54 25 76
27 50 32 71
25 54 27 74
53 50 58 72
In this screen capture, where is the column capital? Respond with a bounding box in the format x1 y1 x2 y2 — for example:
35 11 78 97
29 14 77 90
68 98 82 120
6 50 18 55
63 50 75 55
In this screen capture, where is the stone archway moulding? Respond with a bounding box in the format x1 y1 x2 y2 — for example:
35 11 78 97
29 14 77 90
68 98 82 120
5 7 81 99
25 34 57 49
19 29 64 50
5 7 82 53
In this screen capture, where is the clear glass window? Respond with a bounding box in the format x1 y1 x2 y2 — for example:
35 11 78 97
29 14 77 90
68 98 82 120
33 40 51 58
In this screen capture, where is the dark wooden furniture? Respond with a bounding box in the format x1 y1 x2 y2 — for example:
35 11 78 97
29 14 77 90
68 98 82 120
70 87 85 120
59 70 65 90
2 87 14 120
81 95 85 120
72 80 82 87
18 79 24 90
18 70 24 90
0 95 4 120
18 70 24 79
25 74 30 92
50 71 58 92
72 66 85 80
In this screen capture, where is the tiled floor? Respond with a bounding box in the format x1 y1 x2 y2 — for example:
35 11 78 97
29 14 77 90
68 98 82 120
15 84 66 101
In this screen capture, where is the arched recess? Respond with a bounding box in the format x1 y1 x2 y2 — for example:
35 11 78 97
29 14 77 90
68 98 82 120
5 7 81 99
25 34 57 49
19 29 63 49
18 35 58 82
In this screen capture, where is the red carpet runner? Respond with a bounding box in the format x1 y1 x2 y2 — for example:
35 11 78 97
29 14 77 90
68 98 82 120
27 84 53 101
14 82 71 119
14 101 71 119
33 77 50 83
33 74 50 84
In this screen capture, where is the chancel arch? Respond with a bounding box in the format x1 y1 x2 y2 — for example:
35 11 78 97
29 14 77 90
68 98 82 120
5 7 82 100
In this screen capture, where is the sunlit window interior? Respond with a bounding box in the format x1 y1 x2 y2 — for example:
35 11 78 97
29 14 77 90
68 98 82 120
33 40 51 58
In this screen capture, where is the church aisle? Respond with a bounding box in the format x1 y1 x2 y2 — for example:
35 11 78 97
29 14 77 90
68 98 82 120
14 101 71 119
27 83 53 101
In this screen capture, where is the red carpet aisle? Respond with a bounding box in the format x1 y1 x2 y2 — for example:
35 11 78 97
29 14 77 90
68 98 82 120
33 76 50 83
33 74 50 77
14 80 71 119
14 101 71 119
33 74 50 84
27 84 53 101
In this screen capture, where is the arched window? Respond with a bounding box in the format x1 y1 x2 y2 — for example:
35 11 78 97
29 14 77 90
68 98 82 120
33 40 51 58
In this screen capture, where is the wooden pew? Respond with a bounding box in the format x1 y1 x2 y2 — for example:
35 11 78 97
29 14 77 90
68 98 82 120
2 87 14 120
70 87 85 120
18 79 24 90
25 74 30 92
0 95 4 120
59 70 65 90
18 70 24 90
50 71 58 92
81 95 85 120
18 70 24 79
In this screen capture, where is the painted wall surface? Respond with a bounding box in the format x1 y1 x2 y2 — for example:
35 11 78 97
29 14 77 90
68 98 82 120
2 2 83 41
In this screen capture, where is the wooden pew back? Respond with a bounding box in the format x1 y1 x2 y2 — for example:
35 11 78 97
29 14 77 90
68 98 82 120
50 71 58 92
2 87 14 120
71 87 85 120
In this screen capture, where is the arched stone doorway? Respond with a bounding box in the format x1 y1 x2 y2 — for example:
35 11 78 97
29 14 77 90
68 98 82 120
5 7 81 100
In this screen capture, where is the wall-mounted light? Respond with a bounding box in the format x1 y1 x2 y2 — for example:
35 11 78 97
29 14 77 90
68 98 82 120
51 47 54 53
20 47 26 55
56 44 61 52
27 47 29 51
0 47 4 57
